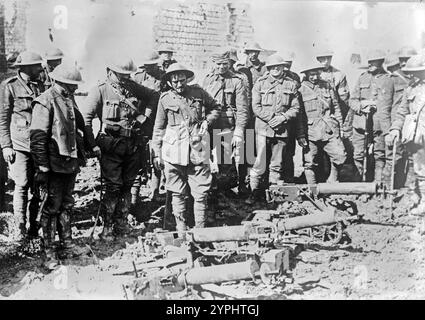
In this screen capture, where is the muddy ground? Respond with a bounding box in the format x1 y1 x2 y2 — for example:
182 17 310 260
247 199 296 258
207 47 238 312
1 157 425 300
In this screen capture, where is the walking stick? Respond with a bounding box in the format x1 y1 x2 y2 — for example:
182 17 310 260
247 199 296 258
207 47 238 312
389 137 397 219
89 158 103 240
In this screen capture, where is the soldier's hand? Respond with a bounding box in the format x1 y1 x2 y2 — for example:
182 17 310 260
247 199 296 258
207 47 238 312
153 157 164 171
232 135 243 148
386 130 400 146
198 120 209 136
136 114 147 125
297 137 308 149
2 147 15 164
92 146 101 158
268 115 287 129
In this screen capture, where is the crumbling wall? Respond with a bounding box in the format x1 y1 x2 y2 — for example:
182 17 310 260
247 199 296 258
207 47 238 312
3 0 26 56
153 1 253 72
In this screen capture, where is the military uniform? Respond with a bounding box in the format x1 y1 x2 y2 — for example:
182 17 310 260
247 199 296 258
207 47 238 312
0 72 44 236
350 70 394 182
249 73 300 192
0 151 6 211
390 77 425 210
131 67 163 202
83 77 158 236
30 82 86 260
320 66 350 120
299 79 346 184
152 85 220 231
202 69 249 191
240 58 267 90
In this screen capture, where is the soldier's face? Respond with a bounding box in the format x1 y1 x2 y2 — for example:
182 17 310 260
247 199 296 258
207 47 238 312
160 52 173 61
387 64 400 74
283 62 292 71
64 83 78 94
246 51 260 61
269 65 285 78
110 70 130 84
368 60 383 73
145 63 159 73
170 73 187 93
307 71 319 84
317 56 332 69
215 61 230 75
47 59 62 71
399 57 409 68
22 64 43 80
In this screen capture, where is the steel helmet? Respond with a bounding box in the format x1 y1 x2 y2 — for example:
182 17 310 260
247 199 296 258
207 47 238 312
227 48 239 62
300 63 324 74
140 51 160 67
157 44 175 53
384 53 400 68
49 64 84 85
401 54 425 72
315 48 334 58
107 56 136 74
281 51 295 63
265 54 290 68
367 49 386 62
45 48 64 61
243 41 264 53
163 63 194 81
14 51 43 66
399 46 417 59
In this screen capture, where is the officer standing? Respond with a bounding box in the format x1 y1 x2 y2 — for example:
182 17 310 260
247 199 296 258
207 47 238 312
299 63 346 184
30 64 88 267
157 44 178 73
247 54 300 204
152 63 220 233
0 51 45 240
387 54 425 215
83 56 158 241
202 50 249 196
131 51 163 203
40 48 64 88
350 50 394 182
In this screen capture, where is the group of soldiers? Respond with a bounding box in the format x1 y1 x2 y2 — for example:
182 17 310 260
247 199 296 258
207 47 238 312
1 41 425 269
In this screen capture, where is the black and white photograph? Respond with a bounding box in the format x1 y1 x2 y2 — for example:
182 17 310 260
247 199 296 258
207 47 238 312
0 0 425 302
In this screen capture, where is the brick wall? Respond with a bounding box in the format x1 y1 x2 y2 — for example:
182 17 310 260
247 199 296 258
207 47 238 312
153 2 254 71
3 0 27 56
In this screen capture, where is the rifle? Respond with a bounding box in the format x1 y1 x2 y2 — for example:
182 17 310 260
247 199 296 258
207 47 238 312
363 108 374 182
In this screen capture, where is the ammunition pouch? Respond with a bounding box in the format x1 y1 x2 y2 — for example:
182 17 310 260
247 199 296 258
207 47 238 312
104 100 121 121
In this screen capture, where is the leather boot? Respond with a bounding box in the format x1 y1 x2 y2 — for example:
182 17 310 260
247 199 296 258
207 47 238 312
114 192 132 236
41 215 59 269
237 164 250 198
304 168 317 185
27 194 40 239
99 192 118 241
172 193 187 237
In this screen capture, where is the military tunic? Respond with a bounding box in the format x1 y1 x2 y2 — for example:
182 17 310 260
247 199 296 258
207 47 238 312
299 79 346 182
0 73 44 232
321 66 350 120
249 73 300 188
152 85 220 228
349 70 394 181
82 78 159 229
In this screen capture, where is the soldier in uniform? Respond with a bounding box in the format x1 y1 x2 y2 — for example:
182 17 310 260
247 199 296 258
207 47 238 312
202 50 249 196
299 63 346 184
82 56 158 241
0 151 6 212
40 48 64 88
30 64 89 267
0 51 45 240
157 44 177 73
152 63 220 233
238 42 267 90
247 54 300 204
387 54 425 215
398 46 417 69
350 50 394 183
131 51 162 204
383 53 411 188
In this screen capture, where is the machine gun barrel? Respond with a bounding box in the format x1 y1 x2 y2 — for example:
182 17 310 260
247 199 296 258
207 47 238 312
191 208 352 243
316 182 378 195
